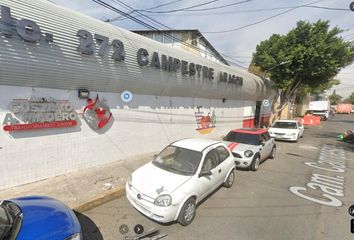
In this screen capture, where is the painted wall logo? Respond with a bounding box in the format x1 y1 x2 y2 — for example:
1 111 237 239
2 98 78 132
195 106 216 134
83 95 113 130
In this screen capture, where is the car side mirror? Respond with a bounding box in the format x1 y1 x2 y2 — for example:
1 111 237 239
153 154 158 159
220 135 225 140
199 170 212 178
262 141 266 146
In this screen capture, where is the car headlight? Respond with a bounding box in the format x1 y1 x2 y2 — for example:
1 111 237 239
65 233 81 240
244 150 254 158
127 175 132 188
154 194 172 207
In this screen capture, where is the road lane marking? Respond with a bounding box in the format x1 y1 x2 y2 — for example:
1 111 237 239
289 144 347 207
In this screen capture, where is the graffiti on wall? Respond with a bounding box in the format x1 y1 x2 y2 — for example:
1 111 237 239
195 106 216 134
83 95 113 130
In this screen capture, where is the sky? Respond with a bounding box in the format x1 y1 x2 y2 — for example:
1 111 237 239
50 0 354 98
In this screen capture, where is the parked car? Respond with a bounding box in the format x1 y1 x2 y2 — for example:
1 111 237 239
0 196 81 240
126 138 236 226
223 128 276 171
268 120 304 142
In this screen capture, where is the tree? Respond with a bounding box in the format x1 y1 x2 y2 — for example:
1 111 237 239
343 92 354 104
250 20 354 123
328 90 342 105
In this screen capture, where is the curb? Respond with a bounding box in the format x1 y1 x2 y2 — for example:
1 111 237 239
73 187 125 213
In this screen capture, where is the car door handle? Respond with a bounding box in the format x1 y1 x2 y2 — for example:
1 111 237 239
218 169 222 173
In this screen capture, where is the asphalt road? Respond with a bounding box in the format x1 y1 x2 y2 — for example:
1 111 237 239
78 114 354 240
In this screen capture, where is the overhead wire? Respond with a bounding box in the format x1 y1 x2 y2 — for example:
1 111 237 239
143 0 185 11
106 0 184 22
95 0 233 65
94 0 341 67
138 0 222 14
111 0 171 29
202 0 325 34
146 0 252 13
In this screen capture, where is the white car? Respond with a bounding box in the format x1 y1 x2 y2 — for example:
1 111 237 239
126 138 236 226
223 128 276 170
268 120 304 142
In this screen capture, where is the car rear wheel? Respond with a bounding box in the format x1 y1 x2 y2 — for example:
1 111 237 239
270 147 276 159
224 169 235 188
178 198 196 226
251 156 260 171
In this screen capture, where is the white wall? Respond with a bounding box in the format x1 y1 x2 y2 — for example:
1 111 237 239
0 85 253 189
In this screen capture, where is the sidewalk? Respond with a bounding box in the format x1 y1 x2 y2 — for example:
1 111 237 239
0 153 153 212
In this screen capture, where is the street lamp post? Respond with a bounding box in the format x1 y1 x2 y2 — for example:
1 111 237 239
262 60 292 78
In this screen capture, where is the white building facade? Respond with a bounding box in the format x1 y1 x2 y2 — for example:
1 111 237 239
0 0 274 190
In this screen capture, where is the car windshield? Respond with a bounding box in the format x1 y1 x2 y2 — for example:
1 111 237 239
224 132 260 145
272 122 297 129
0 201 22 240
152 145 202 176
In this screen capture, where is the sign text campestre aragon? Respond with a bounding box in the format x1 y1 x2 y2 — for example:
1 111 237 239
0 5 244 90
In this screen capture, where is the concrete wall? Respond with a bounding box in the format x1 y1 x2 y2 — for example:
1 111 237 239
0 85 255 189
0 0 271 189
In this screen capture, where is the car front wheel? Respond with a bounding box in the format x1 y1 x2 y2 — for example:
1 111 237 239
224 169 235 188
251 155 260 171
178 198 196 226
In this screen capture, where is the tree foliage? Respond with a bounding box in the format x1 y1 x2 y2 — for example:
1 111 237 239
328 90 342 105
249 20 354 120
343 92 354 104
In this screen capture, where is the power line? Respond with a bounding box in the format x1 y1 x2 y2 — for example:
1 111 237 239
132 1 347 16
140 0 222 14
93 0 159 30
143 0 185 11
305 5 350 11
201 0 324 34
111 0 171 29
133 6 301 18
182 2 345 12
177 0 252 12
138 1 348 14
220 53 250 69
95 0 267 67
140 0 220 13
106 0 184 22
94 0 231 65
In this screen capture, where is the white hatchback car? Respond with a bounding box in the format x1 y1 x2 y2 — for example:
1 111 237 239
126 138 236 226
268 120 304 142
